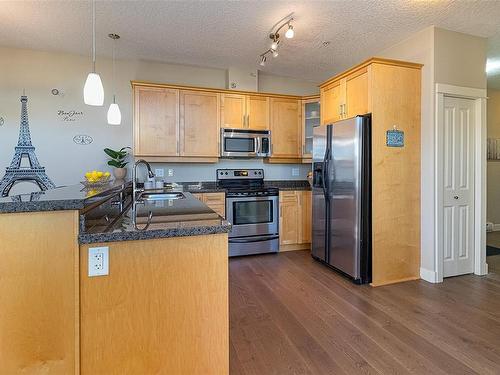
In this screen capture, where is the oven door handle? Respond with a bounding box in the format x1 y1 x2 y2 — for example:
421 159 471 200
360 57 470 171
229 235 279 244
226 196 278 202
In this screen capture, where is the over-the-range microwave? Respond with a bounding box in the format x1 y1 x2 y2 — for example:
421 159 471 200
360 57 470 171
220 128 272 158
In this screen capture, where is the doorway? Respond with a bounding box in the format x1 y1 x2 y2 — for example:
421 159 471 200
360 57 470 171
441 96 475 277
436 83 487 282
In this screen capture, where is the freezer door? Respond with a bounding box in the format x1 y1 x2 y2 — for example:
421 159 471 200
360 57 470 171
311 125 328 261
328 117 363 278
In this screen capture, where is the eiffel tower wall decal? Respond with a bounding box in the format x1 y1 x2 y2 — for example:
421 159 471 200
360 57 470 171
0 95 55 197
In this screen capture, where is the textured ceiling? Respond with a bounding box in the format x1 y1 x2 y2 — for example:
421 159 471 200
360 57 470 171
1 0 500 84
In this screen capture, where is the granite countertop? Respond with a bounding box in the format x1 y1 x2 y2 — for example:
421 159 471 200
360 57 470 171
79 191 231 244
0 180 131 214
179 180 311 193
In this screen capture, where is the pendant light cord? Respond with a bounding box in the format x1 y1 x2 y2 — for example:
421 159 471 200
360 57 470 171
112 37 116 104
92 0 96 72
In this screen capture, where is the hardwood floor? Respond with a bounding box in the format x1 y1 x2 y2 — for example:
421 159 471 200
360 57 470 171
229 250 500 375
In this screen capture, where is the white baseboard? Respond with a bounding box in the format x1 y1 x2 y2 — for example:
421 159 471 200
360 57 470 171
420 267 439 283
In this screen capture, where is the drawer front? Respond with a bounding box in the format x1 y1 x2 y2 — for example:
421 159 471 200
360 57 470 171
203 192 225 205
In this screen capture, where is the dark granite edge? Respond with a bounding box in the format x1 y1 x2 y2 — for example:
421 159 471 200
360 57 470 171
0 199 85 213
0 181 131 214
78 222 232 244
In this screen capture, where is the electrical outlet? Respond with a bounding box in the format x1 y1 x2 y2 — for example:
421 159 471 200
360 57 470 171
88 246 109 277
155 168 164 177
168 169 174 177
292 168 300 177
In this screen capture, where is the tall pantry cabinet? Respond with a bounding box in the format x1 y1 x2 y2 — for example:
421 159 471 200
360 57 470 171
320 58 422 286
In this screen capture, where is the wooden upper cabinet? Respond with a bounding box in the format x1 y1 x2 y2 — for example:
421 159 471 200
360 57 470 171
220 94 246 128
321 80 343 125
134 86 179 156
247 96 270 130
180 90 220 157
345 69 369 118
270 98 301 158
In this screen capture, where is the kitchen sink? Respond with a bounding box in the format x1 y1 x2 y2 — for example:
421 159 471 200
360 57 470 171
139 192 185 201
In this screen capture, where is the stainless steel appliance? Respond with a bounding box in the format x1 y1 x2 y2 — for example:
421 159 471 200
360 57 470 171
220 129 271 158
217 169 279 256
312 115 371 284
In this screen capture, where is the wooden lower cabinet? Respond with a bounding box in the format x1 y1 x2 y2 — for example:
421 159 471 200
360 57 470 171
279 190 311 251
0 211 80 374
192 192 225 218
80 234 229 374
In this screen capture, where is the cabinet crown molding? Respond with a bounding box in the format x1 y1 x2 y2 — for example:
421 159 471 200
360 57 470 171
131 80 314 100
319 57 423 88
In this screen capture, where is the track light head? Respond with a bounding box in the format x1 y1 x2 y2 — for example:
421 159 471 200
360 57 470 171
259 55 267 66
272 50 279 58
285 24 294 39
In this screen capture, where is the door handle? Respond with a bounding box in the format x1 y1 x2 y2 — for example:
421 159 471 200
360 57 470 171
454 196 459 200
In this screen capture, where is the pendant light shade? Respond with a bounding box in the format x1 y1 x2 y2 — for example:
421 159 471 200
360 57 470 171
84 73 104 106
107 97 121 125
84 0 104 106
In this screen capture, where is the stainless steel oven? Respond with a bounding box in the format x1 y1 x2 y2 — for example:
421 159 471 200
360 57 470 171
220 129 271 158
217 169 279 257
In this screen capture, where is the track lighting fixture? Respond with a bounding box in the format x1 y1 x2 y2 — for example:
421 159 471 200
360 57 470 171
257 14 294 67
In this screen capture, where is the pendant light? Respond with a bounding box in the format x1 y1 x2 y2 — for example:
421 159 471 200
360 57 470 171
83 0 104 106
107 33 121 125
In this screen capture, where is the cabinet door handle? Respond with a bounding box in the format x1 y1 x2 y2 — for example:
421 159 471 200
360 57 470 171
339 105 342 116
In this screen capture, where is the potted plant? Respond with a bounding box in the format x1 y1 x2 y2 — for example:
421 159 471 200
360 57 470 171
104 147 131 180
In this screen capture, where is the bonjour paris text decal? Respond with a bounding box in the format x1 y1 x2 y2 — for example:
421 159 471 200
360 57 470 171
58 110 84 122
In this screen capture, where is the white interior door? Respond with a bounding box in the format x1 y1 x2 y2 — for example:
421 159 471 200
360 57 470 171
442 96 475 277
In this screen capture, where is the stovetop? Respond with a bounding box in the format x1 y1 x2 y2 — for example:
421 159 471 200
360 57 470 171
216 168 278 197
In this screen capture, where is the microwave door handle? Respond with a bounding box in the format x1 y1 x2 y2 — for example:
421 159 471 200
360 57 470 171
256 137 261 155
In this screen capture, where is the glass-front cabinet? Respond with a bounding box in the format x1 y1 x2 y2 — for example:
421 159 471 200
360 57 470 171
302 97 320 161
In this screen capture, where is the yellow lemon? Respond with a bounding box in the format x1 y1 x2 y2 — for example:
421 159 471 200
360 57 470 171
104 171 110 177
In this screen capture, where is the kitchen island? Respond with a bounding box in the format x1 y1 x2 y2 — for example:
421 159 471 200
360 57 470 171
0 182 230 374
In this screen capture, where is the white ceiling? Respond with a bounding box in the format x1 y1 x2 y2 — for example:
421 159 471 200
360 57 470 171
1 1 500 84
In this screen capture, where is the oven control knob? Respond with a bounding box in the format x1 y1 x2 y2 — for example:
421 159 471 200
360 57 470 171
225 172 228 175
258 171 262 175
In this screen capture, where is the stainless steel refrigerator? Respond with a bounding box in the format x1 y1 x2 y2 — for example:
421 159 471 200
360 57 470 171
311 115 371 284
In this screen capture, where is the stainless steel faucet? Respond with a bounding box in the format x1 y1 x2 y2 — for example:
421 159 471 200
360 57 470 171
132 159 155 229
132 159 155 201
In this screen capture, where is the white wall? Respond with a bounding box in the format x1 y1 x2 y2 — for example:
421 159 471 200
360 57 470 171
378 26 487 281
487 88 500 224
0 46 318 194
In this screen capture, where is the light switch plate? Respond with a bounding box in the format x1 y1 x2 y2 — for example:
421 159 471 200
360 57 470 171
88 246 109 277
292 168 300 177
168 169 174 177
155 168 164 177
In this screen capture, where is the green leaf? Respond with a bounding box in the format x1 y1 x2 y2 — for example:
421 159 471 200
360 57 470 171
104 148 119 159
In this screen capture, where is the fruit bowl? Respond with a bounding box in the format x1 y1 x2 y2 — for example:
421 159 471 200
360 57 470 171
81 171 112 187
